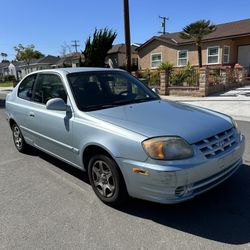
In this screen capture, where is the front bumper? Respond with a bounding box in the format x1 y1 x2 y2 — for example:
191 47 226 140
117 135 245 204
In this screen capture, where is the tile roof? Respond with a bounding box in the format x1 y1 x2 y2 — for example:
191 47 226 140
138 18 250 50
35 55 60 64
108 44 138 54
18 55 60 67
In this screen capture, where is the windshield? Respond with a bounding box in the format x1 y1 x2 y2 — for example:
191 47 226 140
67 70 160 111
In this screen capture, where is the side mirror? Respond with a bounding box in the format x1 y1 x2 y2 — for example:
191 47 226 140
46 98 66 111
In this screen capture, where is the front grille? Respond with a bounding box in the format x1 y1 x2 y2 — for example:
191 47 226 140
195 128 236 158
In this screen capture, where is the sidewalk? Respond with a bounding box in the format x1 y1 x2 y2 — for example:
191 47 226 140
161 85 250 122
0 86 13 93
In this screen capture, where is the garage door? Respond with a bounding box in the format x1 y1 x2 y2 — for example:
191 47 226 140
238 45 250 74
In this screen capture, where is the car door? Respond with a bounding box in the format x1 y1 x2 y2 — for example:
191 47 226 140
29 73 76 164
15 73 37 145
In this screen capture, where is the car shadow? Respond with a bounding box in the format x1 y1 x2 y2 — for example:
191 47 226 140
0 95 5 109
25 146 89 184
26 147 250 245
118 164 250 245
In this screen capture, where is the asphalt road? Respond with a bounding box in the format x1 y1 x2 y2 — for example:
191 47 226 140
1 94 250 250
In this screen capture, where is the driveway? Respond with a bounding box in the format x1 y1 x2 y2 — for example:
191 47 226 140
161 85 250 122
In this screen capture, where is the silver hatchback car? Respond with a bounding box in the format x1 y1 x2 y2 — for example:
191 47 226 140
5 68 245 205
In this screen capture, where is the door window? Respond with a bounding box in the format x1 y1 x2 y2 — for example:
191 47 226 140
33 74 67 104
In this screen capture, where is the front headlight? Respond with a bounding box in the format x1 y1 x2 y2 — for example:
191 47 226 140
231 117 241 134
142 137 194 160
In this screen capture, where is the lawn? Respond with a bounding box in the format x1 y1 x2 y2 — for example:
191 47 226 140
0 82 13 87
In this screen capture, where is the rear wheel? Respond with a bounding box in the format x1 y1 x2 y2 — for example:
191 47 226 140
88 154 128 206
12 123 27 153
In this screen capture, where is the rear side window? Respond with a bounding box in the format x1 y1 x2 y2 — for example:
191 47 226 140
18 74 37 100
33 74 67 104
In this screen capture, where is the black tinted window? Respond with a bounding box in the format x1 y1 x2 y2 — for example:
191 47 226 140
18 74 36 100
33 74 67 104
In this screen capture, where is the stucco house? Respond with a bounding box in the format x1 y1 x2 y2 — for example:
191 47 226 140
18 55 60 78
106 44 139 69
137 19 250 75
51 52 82 68
0 62 10 81
0 61 22 81
0 54 83 81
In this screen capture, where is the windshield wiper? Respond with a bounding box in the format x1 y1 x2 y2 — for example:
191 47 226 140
132 97 157 103
83 103 120 111
113 97 157 106
83 98 158 111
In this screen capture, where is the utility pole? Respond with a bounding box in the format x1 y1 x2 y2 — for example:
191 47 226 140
123 0 131 72
159 16 169 35
71 40 80 53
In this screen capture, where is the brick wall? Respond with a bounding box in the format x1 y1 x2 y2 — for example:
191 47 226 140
159 66 247 97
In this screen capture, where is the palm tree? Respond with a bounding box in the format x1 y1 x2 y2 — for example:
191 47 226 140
1 52 7 61
180 20 216 67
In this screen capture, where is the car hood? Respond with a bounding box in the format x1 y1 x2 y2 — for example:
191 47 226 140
88 100 233 144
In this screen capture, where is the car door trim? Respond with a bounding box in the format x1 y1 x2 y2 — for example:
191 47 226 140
20 125 79 154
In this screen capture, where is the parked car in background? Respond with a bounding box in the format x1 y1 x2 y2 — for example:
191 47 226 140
5 68 245 205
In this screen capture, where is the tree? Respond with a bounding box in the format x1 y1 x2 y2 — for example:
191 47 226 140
83 28 117 67
60 42 72 57
158 62 174 84
1 52 8 62
180 20 216 67
14 44 44 68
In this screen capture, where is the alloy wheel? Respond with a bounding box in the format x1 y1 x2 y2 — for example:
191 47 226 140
91 160 116 198
13 125 23 150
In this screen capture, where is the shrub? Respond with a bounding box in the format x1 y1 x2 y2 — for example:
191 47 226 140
158 62 174 73
170 62 199 86
208 69 221 85
170 70 187 85
139 69 160 86
149 70 160 86
4 75 16 82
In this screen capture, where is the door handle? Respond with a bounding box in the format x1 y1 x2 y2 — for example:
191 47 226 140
29 112 35 117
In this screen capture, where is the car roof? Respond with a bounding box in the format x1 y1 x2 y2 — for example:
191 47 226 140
30 67 125 75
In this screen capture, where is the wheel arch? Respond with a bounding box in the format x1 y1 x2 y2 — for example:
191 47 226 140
82 144 117 171
9 118 17 129
83 144 129 203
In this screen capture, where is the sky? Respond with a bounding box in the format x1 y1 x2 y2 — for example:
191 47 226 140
1 0 250 60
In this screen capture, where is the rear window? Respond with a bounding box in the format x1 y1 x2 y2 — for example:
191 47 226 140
18 74 37 100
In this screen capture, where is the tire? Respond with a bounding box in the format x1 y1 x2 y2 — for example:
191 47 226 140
88 154 128 206
12 123 27 153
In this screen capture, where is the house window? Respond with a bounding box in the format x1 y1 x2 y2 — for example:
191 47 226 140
151 53 162 68
207 46 220 64
223 46 230 64
177 50 188 66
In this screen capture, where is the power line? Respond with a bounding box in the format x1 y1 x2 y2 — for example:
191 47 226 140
158 16 169 35
71 40 80 53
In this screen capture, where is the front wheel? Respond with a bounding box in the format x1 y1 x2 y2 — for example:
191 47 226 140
12 123 27 153
88 154 128 206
